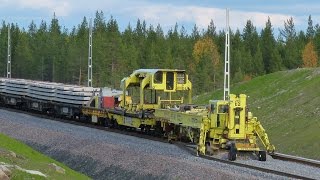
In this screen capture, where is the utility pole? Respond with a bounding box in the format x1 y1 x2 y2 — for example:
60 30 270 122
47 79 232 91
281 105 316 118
223 9 230 101
7 24 11 78
88 18 93 87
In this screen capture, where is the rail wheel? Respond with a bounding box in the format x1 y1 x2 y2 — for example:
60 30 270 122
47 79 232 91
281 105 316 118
144 125 151 135
102 118 108 127
258 151 267 161
228 143 237 161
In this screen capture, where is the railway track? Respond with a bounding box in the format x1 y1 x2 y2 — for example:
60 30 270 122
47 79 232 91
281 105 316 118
176 143 316 180
1 106 319 179
270 152 320 168
199 154 314 180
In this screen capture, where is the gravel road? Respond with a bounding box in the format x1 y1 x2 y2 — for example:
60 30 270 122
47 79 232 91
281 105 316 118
0 109 319 180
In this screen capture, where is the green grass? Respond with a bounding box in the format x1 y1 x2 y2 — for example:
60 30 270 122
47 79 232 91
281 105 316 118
0 133 90 179
194 68 320 160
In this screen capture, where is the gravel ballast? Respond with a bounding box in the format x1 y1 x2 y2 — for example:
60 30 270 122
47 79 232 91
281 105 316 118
0 109 319 179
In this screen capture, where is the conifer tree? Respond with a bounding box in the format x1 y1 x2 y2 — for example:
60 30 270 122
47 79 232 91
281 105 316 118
242 20 261 76
281 17 301 68
0 22 9 77
306 15 314 40
261 17 281 73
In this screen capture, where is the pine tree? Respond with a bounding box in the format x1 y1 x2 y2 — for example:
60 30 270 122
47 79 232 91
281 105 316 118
261 17 281 73
253 45 265 75
93 11 108 86
0 22 9 77
122 23 139 72
27 21 39 79
8 24 21 78
145 25 159 68
230 30 243 79
36 21 49 81
205 19 217 38
306 15 314 40
242 20 260 76
48 13 63 82
15 31 33 78
281 17 301 68
106 16 123 88
134 19 147 67
314 24 320 65
191 24 200 41
73 17 89 85
180 25 194 70
167 23 181 68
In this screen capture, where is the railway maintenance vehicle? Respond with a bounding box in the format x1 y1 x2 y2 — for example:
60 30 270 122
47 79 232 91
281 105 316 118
81 68 275 161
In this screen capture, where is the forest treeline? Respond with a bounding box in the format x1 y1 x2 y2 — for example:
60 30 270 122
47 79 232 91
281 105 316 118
0 11 319 94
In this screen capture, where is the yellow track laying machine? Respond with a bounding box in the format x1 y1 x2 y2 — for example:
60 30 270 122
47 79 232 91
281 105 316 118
82 69 275 161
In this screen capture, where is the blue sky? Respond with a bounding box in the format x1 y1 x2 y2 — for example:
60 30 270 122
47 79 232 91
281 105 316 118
0 0 319 34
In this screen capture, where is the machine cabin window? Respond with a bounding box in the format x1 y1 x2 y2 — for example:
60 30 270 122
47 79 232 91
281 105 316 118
166 72 174 90
177 72 186 84
154 71 163 84
210 103 215 113
218 105 228 113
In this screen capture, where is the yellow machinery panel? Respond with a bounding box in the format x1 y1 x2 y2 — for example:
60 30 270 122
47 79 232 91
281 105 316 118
121 69 192 111
155 108 204 128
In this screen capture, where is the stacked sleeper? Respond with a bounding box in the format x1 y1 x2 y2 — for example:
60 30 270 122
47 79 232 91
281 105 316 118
0 78 7 93
0 78 96 105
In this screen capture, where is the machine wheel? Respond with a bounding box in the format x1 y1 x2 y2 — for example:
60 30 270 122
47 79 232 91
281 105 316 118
144 125 151 135
112 118 118 128
258 151 267 161
228 144 237 161
102 118 108 127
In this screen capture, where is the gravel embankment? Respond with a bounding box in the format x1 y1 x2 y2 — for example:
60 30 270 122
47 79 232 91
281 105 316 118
0 109 319 179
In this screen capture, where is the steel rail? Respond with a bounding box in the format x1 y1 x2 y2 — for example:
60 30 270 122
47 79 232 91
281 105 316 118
270 152 320 168
176 142 315 180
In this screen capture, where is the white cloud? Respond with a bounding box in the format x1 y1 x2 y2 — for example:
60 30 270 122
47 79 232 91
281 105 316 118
122 3 300 31
2 0 71 16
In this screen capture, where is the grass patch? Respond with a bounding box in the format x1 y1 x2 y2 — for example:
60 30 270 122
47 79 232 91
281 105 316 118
0 133 90 179
194 68 320 160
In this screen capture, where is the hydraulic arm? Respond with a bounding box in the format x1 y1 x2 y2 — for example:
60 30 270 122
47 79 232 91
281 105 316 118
251 115 276 153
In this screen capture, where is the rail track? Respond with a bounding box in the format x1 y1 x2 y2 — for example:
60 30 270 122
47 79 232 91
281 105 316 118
176 143 316 180
1 106 319 179
270 152 320 168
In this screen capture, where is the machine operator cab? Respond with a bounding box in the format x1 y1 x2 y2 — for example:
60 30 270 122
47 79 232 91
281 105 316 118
206 94 273 161
120 69 192 113
208 95 248 140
